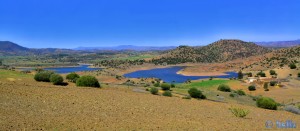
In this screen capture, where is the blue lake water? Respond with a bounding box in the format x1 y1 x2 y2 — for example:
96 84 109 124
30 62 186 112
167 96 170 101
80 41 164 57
124 66 238 83
20 65 101 74
44 65 101 74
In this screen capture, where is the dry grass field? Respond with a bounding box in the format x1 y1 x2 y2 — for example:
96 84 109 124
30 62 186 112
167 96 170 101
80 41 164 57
0 70 299 130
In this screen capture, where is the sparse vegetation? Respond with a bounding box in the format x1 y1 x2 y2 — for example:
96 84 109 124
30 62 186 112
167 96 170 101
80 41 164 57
76 75 100 88
150 87 158 95
162 91 172 97
34 71 54 82
217 84 231 92
188 88 206 99
160 83 171 90
50 74 64 85
66 72 80 83
235 89 246 96
248 85 256 91
229 107 250 118
256 97 277 110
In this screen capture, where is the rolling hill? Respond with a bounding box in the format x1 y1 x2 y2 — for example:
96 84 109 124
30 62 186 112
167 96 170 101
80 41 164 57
0 41 30 55
151 39 271 64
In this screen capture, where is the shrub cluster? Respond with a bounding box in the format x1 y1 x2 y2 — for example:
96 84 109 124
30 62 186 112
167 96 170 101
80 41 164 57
150 87 158 95
34 71 54 82
256 97 277 110
50 74 64 85
257 71 266 77
66 72 80 83
218 84 231 92
76 75 100 88
248 85 256 91
188 87 206 99
160 83 171 90
162 91 172 97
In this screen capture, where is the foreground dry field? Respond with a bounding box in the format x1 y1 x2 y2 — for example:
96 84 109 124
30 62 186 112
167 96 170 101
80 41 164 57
0 75 299 130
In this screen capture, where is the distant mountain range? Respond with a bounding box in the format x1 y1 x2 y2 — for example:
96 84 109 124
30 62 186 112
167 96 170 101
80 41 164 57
255 39 300 48
74 45 177 51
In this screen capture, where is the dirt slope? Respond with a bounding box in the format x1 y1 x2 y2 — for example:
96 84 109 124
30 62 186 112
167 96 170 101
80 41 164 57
0 80 299 130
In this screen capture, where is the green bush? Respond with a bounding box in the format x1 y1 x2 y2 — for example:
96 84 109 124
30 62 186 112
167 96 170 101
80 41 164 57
218 84 231 92
298 72 300 78
160 83 171 90
270 81 277 86
150 87 158 95
229 107 250 118
248 85 256 91
162 91 172 97
76 75 100 88
188 88 206 99
229 93 236 97
50 74 64 85
153 83 160 87
66 72 80 83
289 63 297 69
235 89 246 96
257 71 266 77
256 97 277 110
34 71 54 82
269 70 276 75
171 83 175 88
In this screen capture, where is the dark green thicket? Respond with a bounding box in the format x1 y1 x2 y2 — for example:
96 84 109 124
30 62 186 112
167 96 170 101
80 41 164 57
289 63 297 69
218 84 231 92
248 85 256 91
188 88 206 99
34 71 54 82
66 72 80 83
256 97 277 110
50 74 64 85
76 75 100 88
160 83 171 90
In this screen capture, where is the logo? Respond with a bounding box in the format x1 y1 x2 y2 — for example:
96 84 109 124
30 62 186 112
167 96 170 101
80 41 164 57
265 120 273 128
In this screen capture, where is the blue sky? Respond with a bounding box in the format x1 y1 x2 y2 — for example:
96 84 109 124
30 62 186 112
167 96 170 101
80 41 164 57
0 0 300 48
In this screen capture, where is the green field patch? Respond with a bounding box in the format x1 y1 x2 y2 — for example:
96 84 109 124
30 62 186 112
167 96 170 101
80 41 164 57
180 79 229 89
0 69 32 79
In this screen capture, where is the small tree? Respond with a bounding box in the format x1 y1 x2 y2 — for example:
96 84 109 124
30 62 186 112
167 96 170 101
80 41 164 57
247 72 253 77
76 75 100 88
238 70 243 79
256 97 277 110
218 84 231 92
257 71 266 77
34 71 54 82
160 83 171 90
66 72 80 83
50 74 64 85
171 83 175 88
269 70 276 75
289 63 297 69
150 87 158 95
248 85 256 91
162 91 172 97
188 88 206 99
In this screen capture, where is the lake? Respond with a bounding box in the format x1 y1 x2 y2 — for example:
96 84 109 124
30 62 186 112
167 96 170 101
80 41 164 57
21 65 101 74
124 66 238 83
